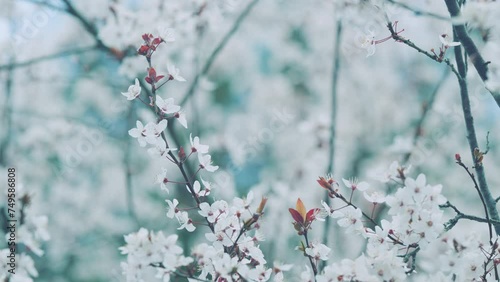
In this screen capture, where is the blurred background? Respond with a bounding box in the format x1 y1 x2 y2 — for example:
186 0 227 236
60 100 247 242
0 0 499 281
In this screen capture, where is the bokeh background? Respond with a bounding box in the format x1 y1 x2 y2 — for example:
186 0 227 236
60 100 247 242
0 0 499 281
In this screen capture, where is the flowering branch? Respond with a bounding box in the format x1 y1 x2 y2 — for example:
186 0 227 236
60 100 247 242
386 21 461 79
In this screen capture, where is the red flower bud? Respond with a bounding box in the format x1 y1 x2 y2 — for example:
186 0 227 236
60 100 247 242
455 153 461 162
137 45 150 56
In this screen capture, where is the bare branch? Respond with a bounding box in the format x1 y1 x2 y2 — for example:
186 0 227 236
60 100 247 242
402 68 450 164
0 45 98 71
443 0 500 108
452 31 500 236
384 0 450 21
179 0 261 107
321 18 342 271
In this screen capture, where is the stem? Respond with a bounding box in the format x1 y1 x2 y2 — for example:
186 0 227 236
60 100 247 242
402 69 449 164
321 19 342 267
303 231 318 277
384 0 450 21
440 201 500 231
452 32 500 235
0 56 14 165
180 0 261 106
0 45 98 71
456 160 493 242
386 22 461 79
124 103 138 225
61 0 105 48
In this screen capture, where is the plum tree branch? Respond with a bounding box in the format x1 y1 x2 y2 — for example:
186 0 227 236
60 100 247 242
402 68 449 164
321 19 342 269
452 34 500 235
384 0 450 21
179 0 261 107
0 45 98 71
386 22 461 79
443 0 500 108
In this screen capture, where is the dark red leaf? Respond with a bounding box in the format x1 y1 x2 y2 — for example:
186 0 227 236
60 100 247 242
289 208 304 224
306 208 320 223
155 75 165 82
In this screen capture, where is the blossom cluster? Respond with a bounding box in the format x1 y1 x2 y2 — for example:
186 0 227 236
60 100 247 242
119 31 280 282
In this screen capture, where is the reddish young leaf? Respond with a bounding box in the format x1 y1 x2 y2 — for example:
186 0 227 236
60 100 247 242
289 208 304 224
155 75 165 82
306 208 320 223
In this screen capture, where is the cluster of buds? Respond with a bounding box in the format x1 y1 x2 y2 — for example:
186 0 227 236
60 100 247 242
137 33 163 58
317 175 339 198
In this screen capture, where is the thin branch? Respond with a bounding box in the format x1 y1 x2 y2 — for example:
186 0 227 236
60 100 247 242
321 19 342 270
16 0 68 12
0 57 14 165
0 45 98 71
441 201 500 231
384 0 450 21
124 103 139 226
452 31 500 235
60 0 105 48
303 232 318 276
443 0 500 108
402 68 449 164
456 158 493 242
386 22 461 79
179 0 260 107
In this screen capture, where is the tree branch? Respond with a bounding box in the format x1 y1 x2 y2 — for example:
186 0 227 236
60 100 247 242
402 68 449 164
321 19 342 269
386 22 461 79
441 201 500 231
452 34 500 235
384 0 450 21
179 0 261 107
0 45 98 71
455 157 493 242
443 0 500 108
